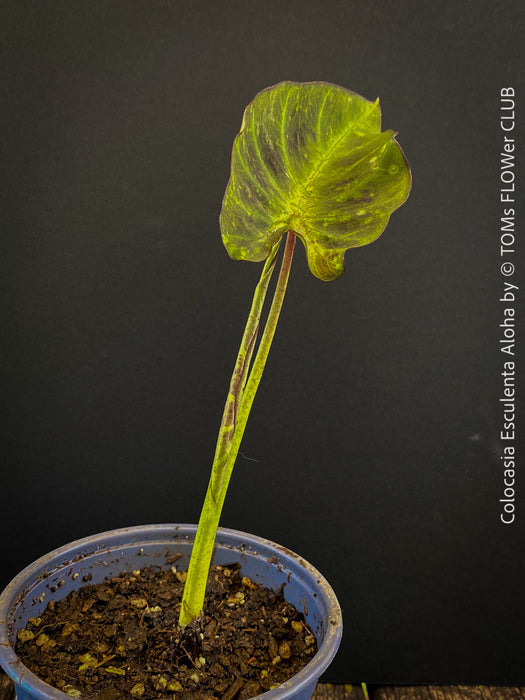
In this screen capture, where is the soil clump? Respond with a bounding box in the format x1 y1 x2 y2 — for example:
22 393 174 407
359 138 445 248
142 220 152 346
16 560 317 699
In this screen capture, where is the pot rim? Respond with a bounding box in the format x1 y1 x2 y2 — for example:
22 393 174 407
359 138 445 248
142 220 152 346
0 524 342 700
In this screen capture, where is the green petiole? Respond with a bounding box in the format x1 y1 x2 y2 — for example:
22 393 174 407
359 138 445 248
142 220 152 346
179 231 297 627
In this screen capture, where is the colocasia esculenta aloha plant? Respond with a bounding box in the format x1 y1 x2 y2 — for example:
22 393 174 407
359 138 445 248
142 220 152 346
179 81 411 627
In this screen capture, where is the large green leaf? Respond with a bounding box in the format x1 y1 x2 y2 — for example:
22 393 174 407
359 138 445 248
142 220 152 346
220 81 411 281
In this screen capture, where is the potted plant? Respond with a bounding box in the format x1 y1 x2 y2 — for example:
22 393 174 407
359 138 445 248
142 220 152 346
0 81 411 700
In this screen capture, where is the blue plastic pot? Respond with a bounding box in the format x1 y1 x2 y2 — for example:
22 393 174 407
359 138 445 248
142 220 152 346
0 524 342 700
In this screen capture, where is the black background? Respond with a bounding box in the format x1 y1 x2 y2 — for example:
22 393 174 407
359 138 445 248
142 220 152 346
1 0 524 685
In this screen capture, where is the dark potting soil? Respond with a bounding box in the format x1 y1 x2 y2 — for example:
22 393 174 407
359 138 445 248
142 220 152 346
15 561 318 700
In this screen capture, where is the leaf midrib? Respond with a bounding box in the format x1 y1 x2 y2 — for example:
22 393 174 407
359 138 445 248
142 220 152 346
292 98 379 209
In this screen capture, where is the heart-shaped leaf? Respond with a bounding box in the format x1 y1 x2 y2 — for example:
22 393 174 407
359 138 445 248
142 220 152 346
220 81 411 281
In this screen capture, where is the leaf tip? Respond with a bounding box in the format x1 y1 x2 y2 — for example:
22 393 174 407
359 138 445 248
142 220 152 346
303 241 346 282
